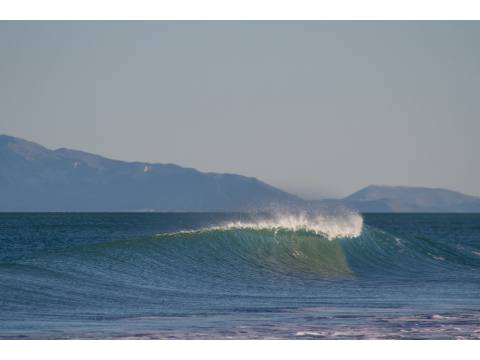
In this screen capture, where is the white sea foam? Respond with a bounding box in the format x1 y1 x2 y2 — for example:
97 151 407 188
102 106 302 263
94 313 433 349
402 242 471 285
217 213 362 239
209 211 364 240
159 211 364 240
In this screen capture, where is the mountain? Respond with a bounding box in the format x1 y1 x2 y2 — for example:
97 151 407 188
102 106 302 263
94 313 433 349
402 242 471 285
342 185 480 213
2 135 480 212
0 135 300 211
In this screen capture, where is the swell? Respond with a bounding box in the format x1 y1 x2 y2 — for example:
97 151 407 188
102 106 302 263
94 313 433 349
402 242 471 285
3 222 479 285
342 226 480 279
1 211 479 298
1 224 480 321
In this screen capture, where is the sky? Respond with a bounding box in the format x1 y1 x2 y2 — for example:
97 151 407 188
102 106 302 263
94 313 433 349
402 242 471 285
1 21 479 199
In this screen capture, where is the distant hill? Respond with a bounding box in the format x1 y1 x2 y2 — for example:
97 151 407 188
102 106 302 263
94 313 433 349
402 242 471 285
342 185 480 213
0 135 300 211
2 135 480 212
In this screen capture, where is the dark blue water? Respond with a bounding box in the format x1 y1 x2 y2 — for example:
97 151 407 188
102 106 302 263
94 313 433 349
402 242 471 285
1 212 479 339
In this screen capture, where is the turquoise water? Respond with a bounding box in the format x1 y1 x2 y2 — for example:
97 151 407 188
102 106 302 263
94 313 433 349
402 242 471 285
0 213 479 339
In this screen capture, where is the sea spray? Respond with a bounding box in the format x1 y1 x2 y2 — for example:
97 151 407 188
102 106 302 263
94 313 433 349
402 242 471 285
164 210 363 240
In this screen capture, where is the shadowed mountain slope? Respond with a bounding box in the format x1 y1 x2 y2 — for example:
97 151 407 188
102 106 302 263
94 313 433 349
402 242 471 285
0 135 299 211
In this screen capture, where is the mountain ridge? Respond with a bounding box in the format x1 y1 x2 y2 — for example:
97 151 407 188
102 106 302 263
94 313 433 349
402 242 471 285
1 134 480 212
0 134 300 211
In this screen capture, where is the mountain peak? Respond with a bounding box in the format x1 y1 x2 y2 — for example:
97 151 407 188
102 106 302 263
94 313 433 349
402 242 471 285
344 185 480 212
0 134 51 161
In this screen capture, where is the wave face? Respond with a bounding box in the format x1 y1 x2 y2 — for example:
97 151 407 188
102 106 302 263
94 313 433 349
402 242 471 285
1 212 480 339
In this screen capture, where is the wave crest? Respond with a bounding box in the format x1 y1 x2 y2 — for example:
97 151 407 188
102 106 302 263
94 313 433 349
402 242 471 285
200 211 363 240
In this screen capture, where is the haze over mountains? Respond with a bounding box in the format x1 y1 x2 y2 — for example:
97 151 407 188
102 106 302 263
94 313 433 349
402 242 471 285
1 135 480 212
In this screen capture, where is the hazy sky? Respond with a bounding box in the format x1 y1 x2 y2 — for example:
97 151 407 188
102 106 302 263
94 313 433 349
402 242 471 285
1 21 479 199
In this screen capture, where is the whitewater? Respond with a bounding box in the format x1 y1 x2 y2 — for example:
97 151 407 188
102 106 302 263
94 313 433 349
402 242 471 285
165 211 364 239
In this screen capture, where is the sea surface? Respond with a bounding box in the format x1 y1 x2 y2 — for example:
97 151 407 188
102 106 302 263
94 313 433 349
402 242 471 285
0 212 479 339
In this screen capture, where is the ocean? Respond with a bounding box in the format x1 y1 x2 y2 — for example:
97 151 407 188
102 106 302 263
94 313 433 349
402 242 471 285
0 212 479 339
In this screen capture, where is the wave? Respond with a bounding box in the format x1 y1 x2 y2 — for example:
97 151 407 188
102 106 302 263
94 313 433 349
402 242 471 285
3 212 480 290
3 213 480 340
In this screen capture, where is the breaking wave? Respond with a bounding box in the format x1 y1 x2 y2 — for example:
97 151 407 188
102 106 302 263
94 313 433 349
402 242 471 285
166 211 364 240
2 211 479 288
